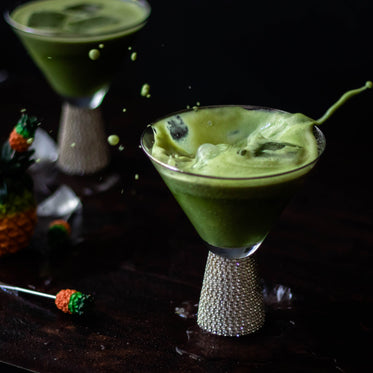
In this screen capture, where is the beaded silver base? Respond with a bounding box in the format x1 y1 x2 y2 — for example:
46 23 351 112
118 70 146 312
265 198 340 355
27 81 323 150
197 251 265 337
57 103 110 175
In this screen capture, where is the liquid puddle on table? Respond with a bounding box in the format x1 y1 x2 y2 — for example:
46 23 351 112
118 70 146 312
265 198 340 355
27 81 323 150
173 284 295 362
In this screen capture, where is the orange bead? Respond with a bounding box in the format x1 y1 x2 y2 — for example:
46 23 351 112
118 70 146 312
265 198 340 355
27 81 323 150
55 289 77 314
9 129 30 152
49 219 71 235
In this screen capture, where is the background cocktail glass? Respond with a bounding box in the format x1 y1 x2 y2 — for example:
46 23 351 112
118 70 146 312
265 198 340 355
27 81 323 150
141 105 326 336
5 0 151 175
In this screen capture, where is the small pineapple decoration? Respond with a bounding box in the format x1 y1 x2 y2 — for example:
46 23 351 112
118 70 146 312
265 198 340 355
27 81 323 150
48 219 71 249
55 289 94 316
0 112 39 256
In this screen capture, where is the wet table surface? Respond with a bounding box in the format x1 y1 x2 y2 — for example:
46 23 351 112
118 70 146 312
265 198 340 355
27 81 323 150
0 1 372 370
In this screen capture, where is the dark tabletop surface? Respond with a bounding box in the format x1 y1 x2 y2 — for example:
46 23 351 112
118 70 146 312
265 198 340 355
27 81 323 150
0 0 372 372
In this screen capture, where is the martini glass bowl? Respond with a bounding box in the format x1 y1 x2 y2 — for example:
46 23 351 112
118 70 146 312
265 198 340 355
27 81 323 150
6 0 151 175
141 105 326 336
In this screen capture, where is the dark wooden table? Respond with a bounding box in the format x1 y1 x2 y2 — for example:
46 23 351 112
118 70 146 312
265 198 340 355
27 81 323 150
0 1 372 371
0 77 371 372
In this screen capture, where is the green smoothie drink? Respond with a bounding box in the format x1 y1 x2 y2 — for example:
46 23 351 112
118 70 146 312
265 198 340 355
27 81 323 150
143 106 325 258
6 0 150 101
141 83 371 258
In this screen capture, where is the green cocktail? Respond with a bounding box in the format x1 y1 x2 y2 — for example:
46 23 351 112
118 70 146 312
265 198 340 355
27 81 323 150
6 0 151 174
141 82 371 258
141 83 371 337
7 0 150 103
142 106 325 258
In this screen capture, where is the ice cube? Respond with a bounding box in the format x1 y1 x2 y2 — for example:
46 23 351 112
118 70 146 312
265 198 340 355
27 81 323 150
37 185 82 219
64 3 102 15
30 128 58 163
196 144 221 160
193 143 226 169
67 16 119 33
254 141 302 158
167 115 189 141
28 11 66 29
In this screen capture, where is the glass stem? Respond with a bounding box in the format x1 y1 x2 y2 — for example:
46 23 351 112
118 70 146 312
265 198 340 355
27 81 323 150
197 251 265 336
57 102 110 175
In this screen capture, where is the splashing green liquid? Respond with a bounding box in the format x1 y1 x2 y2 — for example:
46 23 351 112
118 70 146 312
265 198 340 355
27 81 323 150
146 81 371 254
317 81 372 125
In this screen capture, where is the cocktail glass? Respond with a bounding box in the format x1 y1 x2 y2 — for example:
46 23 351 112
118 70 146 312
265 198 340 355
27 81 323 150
141 105 326 336
5 0 151 175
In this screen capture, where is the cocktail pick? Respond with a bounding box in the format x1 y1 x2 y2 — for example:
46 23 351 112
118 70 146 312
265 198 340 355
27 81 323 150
0 283 93 316
48 219 72 248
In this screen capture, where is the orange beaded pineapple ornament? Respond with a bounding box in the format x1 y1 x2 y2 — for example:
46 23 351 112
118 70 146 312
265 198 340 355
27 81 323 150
0 112 39 256
0 283 93 316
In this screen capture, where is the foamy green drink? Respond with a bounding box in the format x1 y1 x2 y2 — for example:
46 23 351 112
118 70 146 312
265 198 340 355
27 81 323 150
142 83 371 258
7 0 150 99
143 106 324 257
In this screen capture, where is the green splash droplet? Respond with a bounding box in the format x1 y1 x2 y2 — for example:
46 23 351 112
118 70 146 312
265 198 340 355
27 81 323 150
88 49 100 61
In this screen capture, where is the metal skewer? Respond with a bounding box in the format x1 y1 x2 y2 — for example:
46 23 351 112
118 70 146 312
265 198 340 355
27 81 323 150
0 282 93 315
0 283 56 299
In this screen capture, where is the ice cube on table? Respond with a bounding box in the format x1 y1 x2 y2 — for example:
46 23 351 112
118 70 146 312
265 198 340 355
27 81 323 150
30 128 58 164
28 11 66 29
37 185 82 219
64 3 102 15
67 16 119 33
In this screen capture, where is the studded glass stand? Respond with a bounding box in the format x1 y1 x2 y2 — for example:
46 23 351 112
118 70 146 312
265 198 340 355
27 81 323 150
197 251 265 337
57 103 110 175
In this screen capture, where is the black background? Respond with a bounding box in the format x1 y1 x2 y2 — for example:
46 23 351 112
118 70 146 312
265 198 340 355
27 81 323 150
1 0 372 188
1 0 372 114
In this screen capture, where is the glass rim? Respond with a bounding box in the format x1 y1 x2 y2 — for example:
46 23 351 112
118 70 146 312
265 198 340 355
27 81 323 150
4 0 151 39
140 104 326 182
